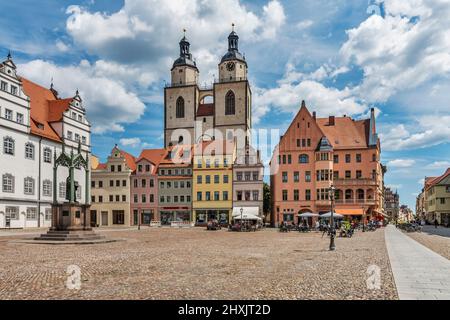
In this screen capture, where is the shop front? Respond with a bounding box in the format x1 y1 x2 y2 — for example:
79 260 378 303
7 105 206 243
195 209 230 226
159 207 191 225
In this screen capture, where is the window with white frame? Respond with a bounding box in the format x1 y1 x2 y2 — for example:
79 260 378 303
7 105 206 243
45 208 52 221
0 81 7 91
43 180 52 197
78 114 82 122
67 131 73 140
25 142 34 160
75 133 80 142
24 177 35 195
59 182 66 198
16 113 24 124
43 148 52 163
3 136 14 155
6 206 19 220
82 136 86 145
26 207 37 220
5 109 13 120
2 174 14 193
10 85 17 95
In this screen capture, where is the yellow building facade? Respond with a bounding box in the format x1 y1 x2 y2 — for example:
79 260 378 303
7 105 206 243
192 140 236 225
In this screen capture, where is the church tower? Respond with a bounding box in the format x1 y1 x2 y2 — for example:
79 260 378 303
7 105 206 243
164 31 199 147
214 25 252 147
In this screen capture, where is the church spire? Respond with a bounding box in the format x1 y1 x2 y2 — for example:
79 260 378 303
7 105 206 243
228 23 239 52
172 29 197 70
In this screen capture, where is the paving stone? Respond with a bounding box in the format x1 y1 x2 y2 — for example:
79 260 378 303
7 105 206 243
0 227 398 300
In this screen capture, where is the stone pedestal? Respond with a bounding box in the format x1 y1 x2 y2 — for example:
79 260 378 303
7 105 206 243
35 203 106 242
50 203 91 231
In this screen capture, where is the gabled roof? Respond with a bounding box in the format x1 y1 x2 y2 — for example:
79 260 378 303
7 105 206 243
197 103 214 117
118 149 137 171
159 144 193 166
426 168 450 189
21 77 74 142
316 117 370 149
135 148 167 173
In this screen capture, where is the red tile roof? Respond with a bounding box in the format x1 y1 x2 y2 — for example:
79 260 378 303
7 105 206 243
136 148 167 173
426 168 450 189
21 77 73 142
159 145 193 166
316 117 370 149
118 149 137 171
197 103 214 117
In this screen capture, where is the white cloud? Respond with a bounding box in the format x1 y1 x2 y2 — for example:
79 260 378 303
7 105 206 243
340 0 450 103
253 78 367 123
55 40 70 52
65 0 285 85
426 161 450 170
296 20 313 30
18 60 146 134
387 159 416 168
120 138 142 148
380 116 450 151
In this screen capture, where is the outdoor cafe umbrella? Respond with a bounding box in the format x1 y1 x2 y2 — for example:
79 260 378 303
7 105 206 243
298 213 320 218
319 212 344 219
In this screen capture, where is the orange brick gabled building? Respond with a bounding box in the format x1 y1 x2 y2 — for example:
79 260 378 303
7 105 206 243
270 101 384 227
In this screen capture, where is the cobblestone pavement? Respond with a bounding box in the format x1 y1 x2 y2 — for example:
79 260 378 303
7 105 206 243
406 226 450 260
0 227 398 300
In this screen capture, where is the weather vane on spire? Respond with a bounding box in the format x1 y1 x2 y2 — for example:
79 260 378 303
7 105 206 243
232 23 235 31
183 28 186 37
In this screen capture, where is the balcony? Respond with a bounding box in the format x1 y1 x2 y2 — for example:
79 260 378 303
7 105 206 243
334 178 377 187
335 198 377 205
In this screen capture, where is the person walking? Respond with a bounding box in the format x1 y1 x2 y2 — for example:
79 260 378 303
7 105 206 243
434 218 439 229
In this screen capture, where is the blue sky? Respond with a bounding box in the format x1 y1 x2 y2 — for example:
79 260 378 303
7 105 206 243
2 0 450 210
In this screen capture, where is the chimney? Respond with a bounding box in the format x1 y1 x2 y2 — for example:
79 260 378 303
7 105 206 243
312 111 316 120
329 116 335 126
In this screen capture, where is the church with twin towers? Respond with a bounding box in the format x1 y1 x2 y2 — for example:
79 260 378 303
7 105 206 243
164 26 252 150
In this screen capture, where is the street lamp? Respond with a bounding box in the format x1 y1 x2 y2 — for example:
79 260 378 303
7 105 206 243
240 207 244 232
138 210 141 231
328 185 336 251
362 205 366 232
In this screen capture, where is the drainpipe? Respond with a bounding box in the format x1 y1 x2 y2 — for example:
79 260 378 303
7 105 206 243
37 137 42 227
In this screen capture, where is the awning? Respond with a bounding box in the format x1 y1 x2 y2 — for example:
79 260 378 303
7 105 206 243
334 208 364 216
232 207 261 220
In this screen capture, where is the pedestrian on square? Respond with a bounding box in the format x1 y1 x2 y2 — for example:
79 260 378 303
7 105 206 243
434 219 439 228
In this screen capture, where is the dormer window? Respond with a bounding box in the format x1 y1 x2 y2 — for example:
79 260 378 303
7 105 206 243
78 115 83 122
10 85 17 95
0 81 7 91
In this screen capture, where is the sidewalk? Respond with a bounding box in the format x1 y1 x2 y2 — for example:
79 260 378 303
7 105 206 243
385 225 450 300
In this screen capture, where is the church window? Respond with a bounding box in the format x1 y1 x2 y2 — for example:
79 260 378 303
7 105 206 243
176 97 185 118
225 91 235 115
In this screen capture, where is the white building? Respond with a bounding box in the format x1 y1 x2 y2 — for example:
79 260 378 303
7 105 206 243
0 53 91 229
